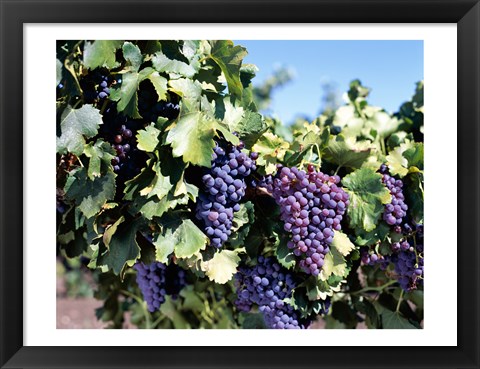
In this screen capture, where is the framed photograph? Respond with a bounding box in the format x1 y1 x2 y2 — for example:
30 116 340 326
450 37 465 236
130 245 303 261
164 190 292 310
1 0 479 368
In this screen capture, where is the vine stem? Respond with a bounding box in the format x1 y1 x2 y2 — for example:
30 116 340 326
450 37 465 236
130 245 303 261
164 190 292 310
334 165 342 176
350 279 397 295
120 289 152 329
380 138 387 156
396 290 404 312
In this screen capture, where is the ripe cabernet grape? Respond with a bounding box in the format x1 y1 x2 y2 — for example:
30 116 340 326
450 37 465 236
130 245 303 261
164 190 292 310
361 223 424 292
134 262 187 312
269 166 350 275
196 142 257 248
234 256 310 329
380 164 408 229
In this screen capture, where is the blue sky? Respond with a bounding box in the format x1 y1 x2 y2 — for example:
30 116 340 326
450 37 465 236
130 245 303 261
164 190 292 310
235 40 424 124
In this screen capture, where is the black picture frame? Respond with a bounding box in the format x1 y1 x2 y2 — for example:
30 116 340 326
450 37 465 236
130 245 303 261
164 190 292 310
1 0 479 368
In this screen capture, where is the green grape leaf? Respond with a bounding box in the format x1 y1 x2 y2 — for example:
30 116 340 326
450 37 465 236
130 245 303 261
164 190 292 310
83 140 115 180
386 145 409 177
324 135 372 169
213 121 240 146
136 124 160 152
166 111 216 167
57 105 103 155
208 40 247 99
83 40 123 70
404 142 424 171
201 248 245 284
152 51 197 78
123 159 155 201
147 72 168 101
56 59 63 86
242 313 267 329
235 110 267 148
331 231 355 256
169 78 203 102
138 192 189 220
381 310 418 329
122 41 143 72
64 168 116 219
354 223 390 246
404 172 424 223
110 67 158 119
139 161 174 200
154 218 207 262
275 235 296 270
252 132 290 175
320 247 347 279
97 217 141 278
111 71 142 118
228 202 254 248
342 168 392 232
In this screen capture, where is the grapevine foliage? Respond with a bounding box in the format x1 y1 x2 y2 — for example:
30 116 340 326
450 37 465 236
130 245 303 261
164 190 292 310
57 40 424 329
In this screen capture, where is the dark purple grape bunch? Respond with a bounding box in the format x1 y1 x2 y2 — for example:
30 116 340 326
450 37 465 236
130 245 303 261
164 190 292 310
134 262 187 313
360 249 390 270
270 165 349 276
134 262 168 313
391 223 424 291
138 85 180 122
80 70 111 103
234 256 307 329
379 164 408 230
196 142 257 248
111 124 134 173
97 75 111 100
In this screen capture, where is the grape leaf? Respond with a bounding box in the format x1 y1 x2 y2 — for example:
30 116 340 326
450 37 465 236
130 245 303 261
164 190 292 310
166 111 216 167
152 51 197 78
138 192 189 220
331 231 355 256
139 160 176 200
83 140 115 180
321 246 347 279
342 168 392 232
122 42 143 72
110 67 159 119
57 105 103 156
386 145 409 177
324 135 372 169
168 78 203 102
234 110 267 148
242 313 267 329
154 218 207 261
252 132 289 175
208 40 247 99
404 142 424 171
147 72 168 101
64 168 116 219
136 125 160 152
97 217 141 278
83 40 123 70
56 59 63 86
275 235 296 270
381 310 417 329
200 248 245 284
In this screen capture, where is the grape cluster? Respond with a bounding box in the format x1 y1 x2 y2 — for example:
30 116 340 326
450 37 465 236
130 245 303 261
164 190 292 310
138 82 180 122
134 262 187 313
380 164 408 229
234 256 307 329
80 70 112 103
196 142 257 248
270 165 349 275
391 224 424 291
361 223 424 292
